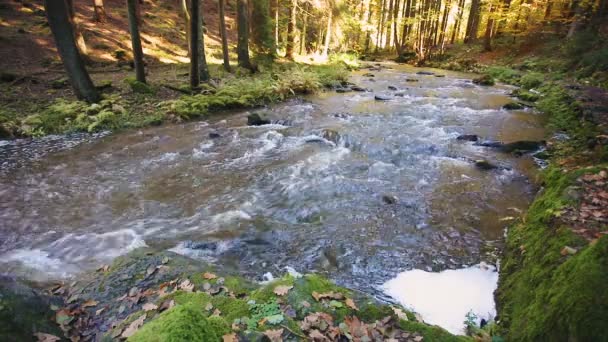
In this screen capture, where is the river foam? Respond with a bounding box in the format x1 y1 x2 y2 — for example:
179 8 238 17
382 263 498 335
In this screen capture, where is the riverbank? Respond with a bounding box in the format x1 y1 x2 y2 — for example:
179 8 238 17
1 248 472 341
420 34 608 340
0 60 351 139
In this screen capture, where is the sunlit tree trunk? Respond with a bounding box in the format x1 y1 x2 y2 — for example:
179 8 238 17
386 0 394 49
93 0 107 22
275 0 279 49
376 0 386 51
364 0 374 52
322 9 332 56
127 0 146 83
44 0 99 103
219 0 231 71
286 0 297 59
464 0 481 43
438 0 450 51
299 5 308 54
182 0 192 56
450 0 465 43
66 0 88 57
237 0 253 69
483 3 496 51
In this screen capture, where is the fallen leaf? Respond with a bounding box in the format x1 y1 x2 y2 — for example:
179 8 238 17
203 272 217 280
142 303 158 312
159 299 175 312
81 299 98 308
34 333 61 342
55 309 74 325
345 298 358 311
308 329 327 341
121 314 146 338
223 333 238 342
264 328 284 342
179 279 194 292
95 308 105 316
392 307 408 321
273 285 293 296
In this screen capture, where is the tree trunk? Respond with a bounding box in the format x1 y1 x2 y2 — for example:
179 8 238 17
93 0 107 22
237 0 252 69
275 0 279 49
189 0 200 87
450 0 465 43
66 0 88 57
322 10 332 56
483 3 496 51
44 0 99 103
127 0 146 83
364 0 374 52
464 0 480 43
299 6 308 54
376 0 386 51
219 0 231 71
182 0 192 56
196 0 210 81
438 0 450 51
286 0 297 59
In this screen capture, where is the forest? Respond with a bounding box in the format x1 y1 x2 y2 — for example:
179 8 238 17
0 0 607 341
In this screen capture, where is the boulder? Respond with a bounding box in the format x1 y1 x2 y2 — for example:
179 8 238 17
374 95 392 101
382 194 399 204
457 134 479 142
476 140 545 153
351 85 368 92
388 85 398 91
247 113 271 126
416 71 435 75
503 102 525 110
475 159 498 170
208 132 221 139
472 75 495 86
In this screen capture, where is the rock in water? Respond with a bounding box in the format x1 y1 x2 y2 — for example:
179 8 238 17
247 113 271 126
208 132 221 139
363 73 375 77
475 160 498 170
388 85 398 90
351 85 368 92
336 87 352 93
375 95 392 101
503 102 525 110
472 75 495 86
457 134 479 142
382 194 399 204
405 78 419 82
416 71 435 75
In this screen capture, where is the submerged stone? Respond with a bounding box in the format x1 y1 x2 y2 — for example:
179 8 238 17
374 95 392 101
457 134 479 142
416 71 435 75
475 159 498 170
247 113 271 126
503 102 525 110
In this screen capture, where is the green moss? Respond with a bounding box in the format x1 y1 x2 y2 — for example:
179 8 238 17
125 77 155 94
497 166 608 341
472 74 495 86
486 66 521 84
398 320 471 342
519 72 544 89
513 89 540 102
128 303 230 342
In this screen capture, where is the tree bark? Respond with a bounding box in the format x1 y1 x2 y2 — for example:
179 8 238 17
299 5 308 54
182 0 192 56
219 0 231 71
450 0 465 43
483 3 496 51
464 0 481 43
127 0 145 83
189 0 200 87
286 0 297 59
322 9 332 56
237 0 253 69
93 0 107 22
196 0 210 81
44 0 99 103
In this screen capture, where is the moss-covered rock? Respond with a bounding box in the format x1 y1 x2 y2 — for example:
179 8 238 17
472 75 495 86
128 303 230 342
496 167 608 341
502 102 525 110
125 78 155 94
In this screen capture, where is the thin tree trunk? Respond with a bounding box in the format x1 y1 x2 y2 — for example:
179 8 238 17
189 0 200 87
219 0 231 71
376 0 386 51
275 0 279 49
322 10 332 56
484 3 496 51
127 0 146 83
438 0 450 50
93 0 107 22
44 0 99 103
386 0 394 49
300 6 308 54
182 0 192 56
196 0 210 81
237 0 252 69
286 0 297 59
66 0 88 57
450 0 465 43
464 0 480 43
364 0 374 52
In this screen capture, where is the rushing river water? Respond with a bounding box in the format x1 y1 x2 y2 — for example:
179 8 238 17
0 64 545 296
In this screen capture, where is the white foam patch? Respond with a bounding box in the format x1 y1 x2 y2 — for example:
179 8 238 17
1 249 79 278
382 264 498 335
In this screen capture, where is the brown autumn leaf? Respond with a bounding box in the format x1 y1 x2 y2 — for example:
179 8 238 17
121 314 146 338
264 328 284 342
223 333 238 342
81 299 98 308
203 272 217 280
308 329 328 341
142 303 158 312
34 332 61 342
273 285 293 296
312 291 344 301
178 279 194 292
345 298 358 311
